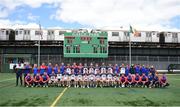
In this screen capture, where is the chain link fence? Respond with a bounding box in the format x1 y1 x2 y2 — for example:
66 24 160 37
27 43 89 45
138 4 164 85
32 55 180 70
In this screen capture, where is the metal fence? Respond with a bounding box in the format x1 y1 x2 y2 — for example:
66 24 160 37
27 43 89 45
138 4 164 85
32 55 180 70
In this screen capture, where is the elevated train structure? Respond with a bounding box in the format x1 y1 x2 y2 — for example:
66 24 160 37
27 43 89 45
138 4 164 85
0 28 180 72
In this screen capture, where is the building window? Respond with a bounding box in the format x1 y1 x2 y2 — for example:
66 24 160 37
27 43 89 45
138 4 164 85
93 46 98 53
48 30 54 35
67 39 73 44
35 31 41 35
19 31 22 34
124 32 129 36
15 31 18 35
112 32 119 36
59 31 66 35
6 31 9 35
100 39 104 44
73 45 80 53
66 46 71 53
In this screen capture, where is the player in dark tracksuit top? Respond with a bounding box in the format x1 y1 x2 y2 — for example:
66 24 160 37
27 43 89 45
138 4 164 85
160 74 169 87
15 63 23 86
24 64 31 86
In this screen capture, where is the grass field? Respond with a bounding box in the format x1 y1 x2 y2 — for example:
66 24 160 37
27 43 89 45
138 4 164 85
0 73 180 106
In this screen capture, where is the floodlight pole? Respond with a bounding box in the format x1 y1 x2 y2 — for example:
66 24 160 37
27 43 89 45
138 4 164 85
129 33 132 66
38 22 42 67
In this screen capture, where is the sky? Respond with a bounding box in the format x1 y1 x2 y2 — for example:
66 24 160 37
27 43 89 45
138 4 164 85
0 0 180 31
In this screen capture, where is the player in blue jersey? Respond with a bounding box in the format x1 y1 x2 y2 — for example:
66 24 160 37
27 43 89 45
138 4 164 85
23 63 31 86
40 63 47 76
134 73 141 87
125 73 134 87
60 63 65 75
32 64 39 77
33 73 42 87
47 63 53 76
54 64 59 74
113 64 120 76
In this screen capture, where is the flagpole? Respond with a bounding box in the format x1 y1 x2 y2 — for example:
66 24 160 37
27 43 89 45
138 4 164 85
129 33 131 66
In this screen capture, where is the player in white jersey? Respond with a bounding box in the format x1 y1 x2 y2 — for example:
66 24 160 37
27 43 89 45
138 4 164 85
56 72 62 87
100 73 107 88
95 70 101 88
77 72 83 88
89 73 95 87
83 74 89 88
113 75 120 88
49 71 57 87
62 73 70 87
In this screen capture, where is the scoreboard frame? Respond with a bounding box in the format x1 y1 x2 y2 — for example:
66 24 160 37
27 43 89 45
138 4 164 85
63 31 108 58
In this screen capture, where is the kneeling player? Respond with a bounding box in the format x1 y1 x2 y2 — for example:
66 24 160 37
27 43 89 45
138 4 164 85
113 75 120 88
62 73 70 87
160 74 169 88
147 73 153 88
141 73 148 88
56 72 62 87
95 72 101 88
70 72 76 88
25 73 33 87
153 73 160 88
107 72 113 87
126 73 134 87
100 73 107 88
89 72 95 87
134 73 141 87
41 72 50 87
120 74 126 88
33 73 42 87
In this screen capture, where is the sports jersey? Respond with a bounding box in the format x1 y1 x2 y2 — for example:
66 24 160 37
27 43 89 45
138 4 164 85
89 73 95 81
107 73 113 79
66 68 71 75
47 66 52 75
33 67 38 76
54 66 58 74
71 74 76 80
40 65 46 75
120 76 126 82
50 73 56 81
134 75 140 81
57 73 62 80
114 66 119 74
127 75 133 82
25 75 32 82
120 67 126 74
101 73 107 80
148 75 153 81
78 75 83 80
64 75 68 80
24 65 31 74
42 74 49 81
141 75 147 81
60 65 65 74
161 76 166 83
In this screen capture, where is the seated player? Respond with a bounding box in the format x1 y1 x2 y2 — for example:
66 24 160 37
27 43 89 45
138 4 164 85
113 75 120 88
160 74 169 88
25 73 33 87
125 73 134 87
70 70 76 88
49 71 57 87
77 72 83 88
95 70 101 88
147 72 154 88
120 74 126 88
141 73 148 88
33 73 42 87
107 68 113 87
134 73 141 87
89 72 95 87
100 72 107 88
83 74 89 88
153 73 160 88
62 72 70 87
56 71 63 87
41 72 50 87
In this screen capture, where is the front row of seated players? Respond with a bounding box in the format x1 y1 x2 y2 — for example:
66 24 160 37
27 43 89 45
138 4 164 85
25 70 169 88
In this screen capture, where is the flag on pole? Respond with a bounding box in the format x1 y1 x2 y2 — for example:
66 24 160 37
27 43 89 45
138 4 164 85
129 25 141 37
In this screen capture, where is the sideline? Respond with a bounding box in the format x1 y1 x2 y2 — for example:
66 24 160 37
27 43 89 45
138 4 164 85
50 87 68 107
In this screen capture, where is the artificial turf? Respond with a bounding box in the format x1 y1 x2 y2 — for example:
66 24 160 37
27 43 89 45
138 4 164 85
0 73 180 106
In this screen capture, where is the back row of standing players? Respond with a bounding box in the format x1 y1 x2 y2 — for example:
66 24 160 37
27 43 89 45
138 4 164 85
23 62 169 88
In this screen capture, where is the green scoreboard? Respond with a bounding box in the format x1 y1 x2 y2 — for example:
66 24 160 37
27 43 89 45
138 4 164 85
64 31 108 58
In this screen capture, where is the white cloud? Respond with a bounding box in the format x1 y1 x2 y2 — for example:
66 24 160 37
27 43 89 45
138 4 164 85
27 13 39 21
52 0 180 31
0 19 40 29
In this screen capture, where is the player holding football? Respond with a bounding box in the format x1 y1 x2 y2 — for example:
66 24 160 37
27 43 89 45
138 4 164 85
33 73 42 87
134 73 141 87
41 72 50 87
126 73 134 87
120 74 126 88
141 73 148 88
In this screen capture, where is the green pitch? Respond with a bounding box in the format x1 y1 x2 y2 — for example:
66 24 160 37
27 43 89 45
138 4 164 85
0 73 180 106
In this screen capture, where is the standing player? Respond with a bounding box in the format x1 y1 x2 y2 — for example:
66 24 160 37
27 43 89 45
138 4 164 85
72 62 79 76
40 63 47 76
120 64 126 76
23 63 31 86
54 64 59 74
32 64 39 77
100 62 106 74
113 64 120 76
41 72 50 87
25 73 33 87
47 63 53 76
78 63 83 74
83 63 89 75
60 63 65 75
